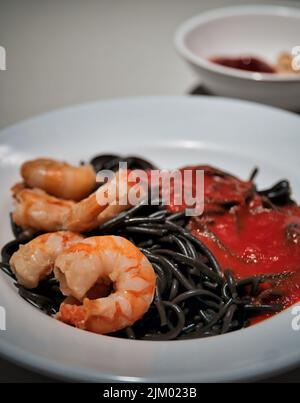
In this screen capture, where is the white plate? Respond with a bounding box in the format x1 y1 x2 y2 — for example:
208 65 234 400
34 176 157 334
0 96 300 382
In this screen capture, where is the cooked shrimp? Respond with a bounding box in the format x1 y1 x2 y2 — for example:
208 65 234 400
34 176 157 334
12 170 145 233
21 158 96 201
55 236 156 334
10 231 83 288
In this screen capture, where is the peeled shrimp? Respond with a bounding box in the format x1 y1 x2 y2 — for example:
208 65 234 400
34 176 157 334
12 170 144 233
21 158 96 201
55 236 156 334
10 231 83 288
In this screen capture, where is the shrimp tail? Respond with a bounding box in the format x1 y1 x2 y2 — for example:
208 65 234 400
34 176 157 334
64 192 108 233
58 302 87 329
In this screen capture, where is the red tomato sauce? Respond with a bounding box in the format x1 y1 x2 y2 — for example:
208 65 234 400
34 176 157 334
169 165 254 215
168 166 300 322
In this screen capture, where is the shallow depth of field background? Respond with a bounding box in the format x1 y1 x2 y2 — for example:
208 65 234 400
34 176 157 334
0 0 299 384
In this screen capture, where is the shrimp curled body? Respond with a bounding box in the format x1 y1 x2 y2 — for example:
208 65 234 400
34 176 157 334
21 158 96 201
10 231 84 288
55 236 156 334
12 170 142 234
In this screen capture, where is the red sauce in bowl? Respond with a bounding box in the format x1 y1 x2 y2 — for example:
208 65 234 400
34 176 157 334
210 55 276 74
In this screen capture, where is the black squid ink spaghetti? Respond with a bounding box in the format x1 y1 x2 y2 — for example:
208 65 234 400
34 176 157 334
1 154 294 340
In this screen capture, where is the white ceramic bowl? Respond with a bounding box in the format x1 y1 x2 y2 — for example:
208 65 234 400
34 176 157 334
175 5 300 111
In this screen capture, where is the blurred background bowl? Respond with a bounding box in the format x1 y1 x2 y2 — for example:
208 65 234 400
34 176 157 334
175 5 300 111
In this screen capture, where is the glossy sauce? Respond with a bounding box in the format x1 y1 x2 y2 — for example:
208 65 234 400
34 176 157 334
190 200 300 311
168 166 300 322
210 55 276 74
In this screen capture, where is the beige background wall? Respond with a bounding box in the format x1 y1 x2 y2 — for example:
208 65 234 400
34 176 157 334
0 0 292 129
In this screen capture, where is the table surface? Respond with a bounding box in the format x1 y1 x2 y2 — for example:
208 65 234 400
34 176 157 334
0 0 299 383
